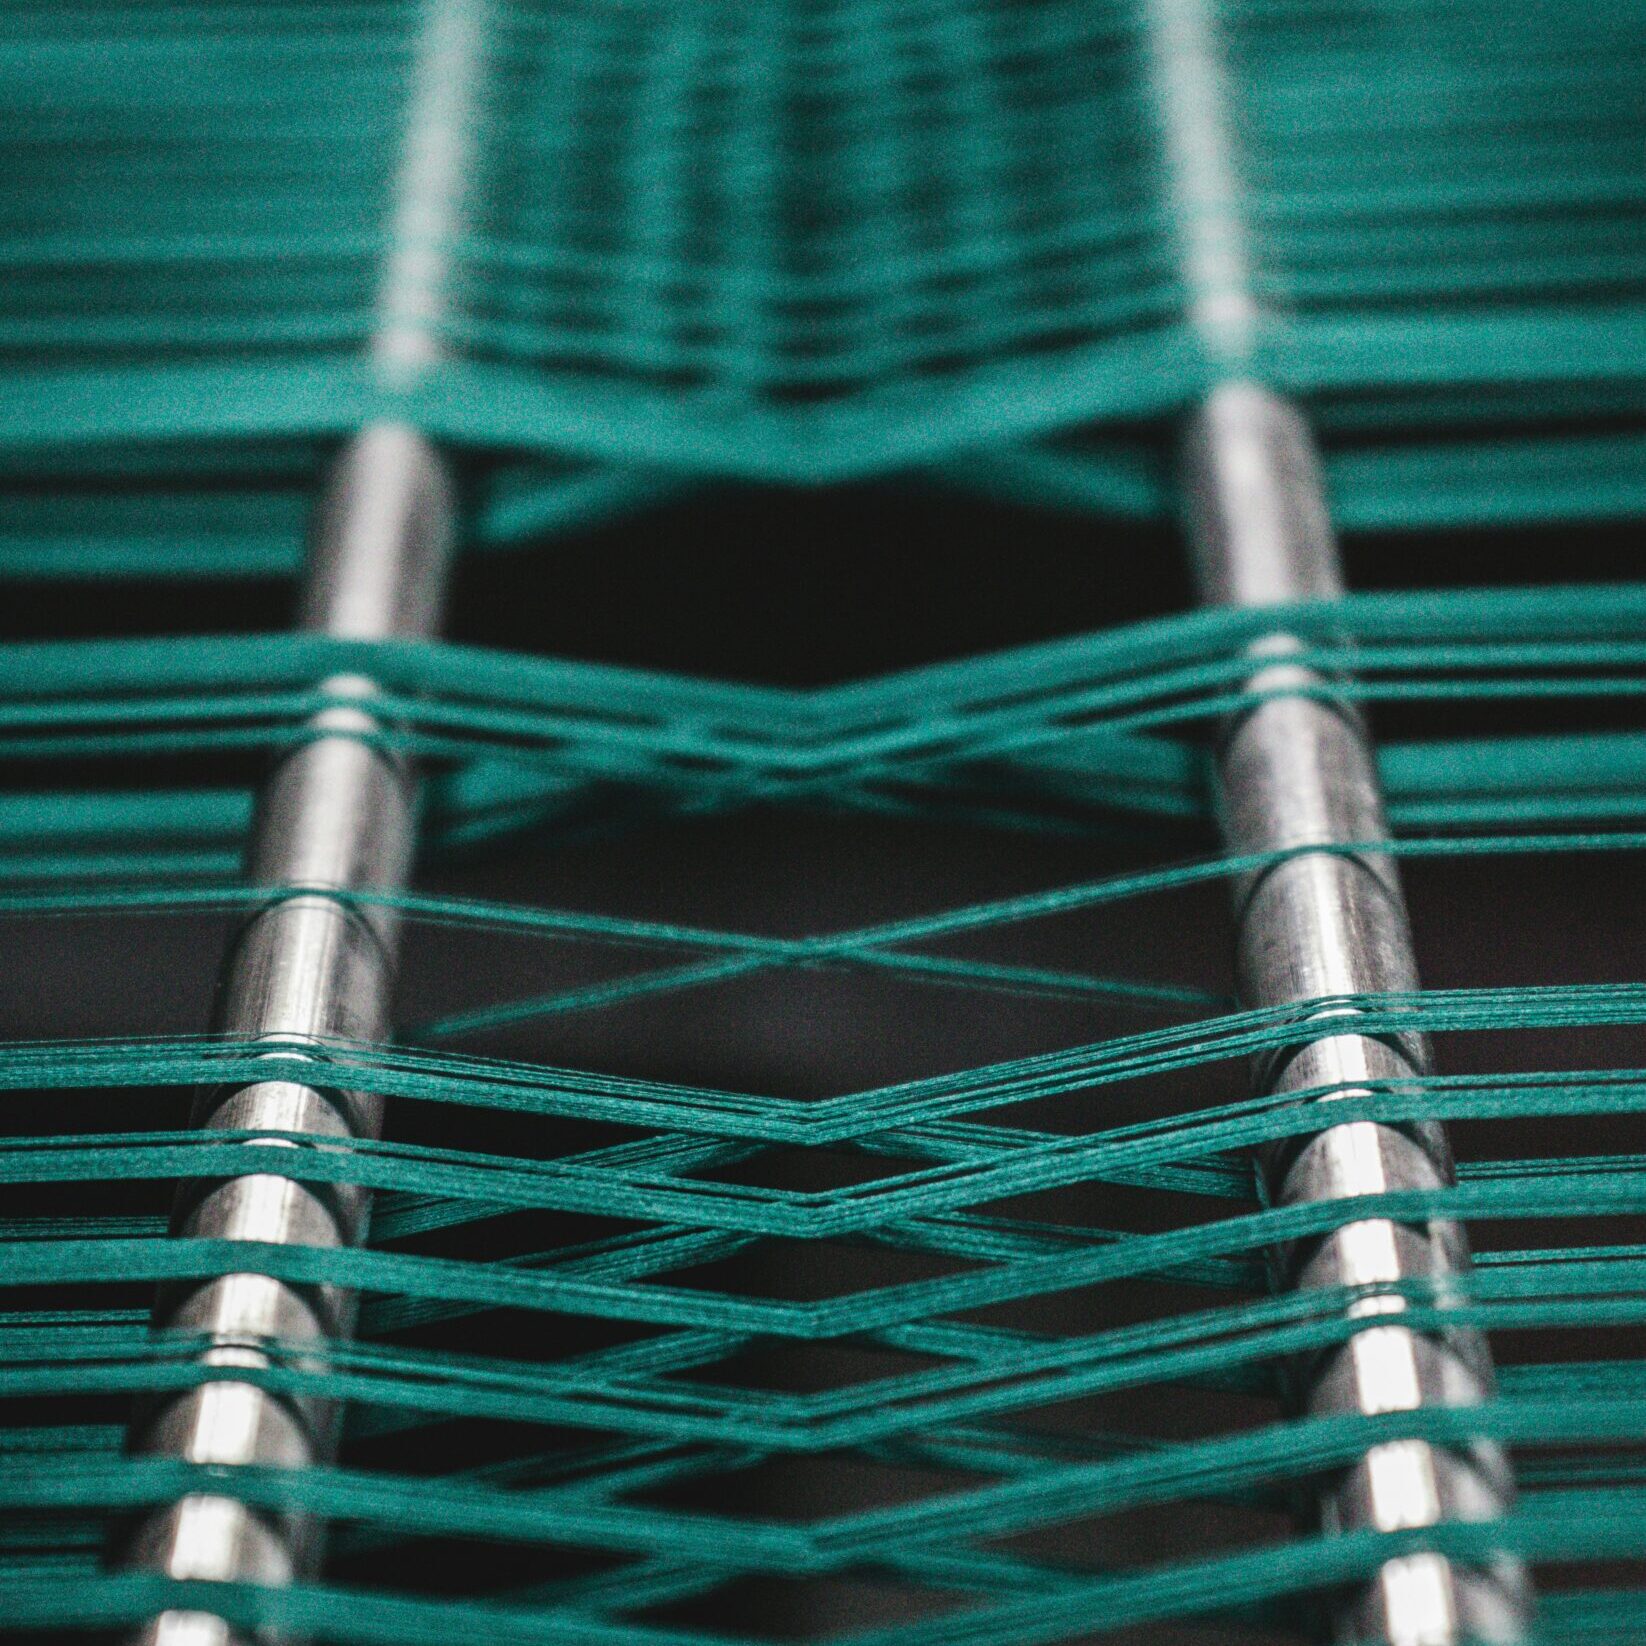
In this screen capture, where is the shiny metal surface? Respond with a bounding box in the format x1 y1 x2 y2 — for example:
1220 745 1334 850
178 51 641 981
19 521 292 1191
372 0 491 379
122 0 483 1628
123 427 456 1643
1184 380 1528 1642
299 423 457 643
1142 0 1261 363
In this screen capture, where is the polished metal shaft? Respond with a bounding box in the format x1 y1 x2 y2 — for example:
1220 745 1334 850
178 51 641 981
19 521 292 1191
121 0 485 1635
1184 382 1529 1644
125 426 455 1646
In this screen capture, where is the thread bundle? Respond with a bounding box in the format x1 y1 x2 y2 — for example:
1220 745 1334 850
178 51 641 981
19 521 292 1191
1 0 1644 558
1 1 1645 1641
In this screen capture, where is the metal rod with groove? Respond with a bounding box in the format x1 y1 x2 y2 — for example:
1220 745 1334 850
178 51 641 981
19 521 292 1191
125 425 456 1646
121 3 487 1638
1184 380 1530 1645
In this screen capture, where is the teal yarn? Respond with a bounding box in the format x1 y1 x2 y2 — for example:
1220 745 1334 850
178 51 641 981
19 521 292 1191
0 0 1644 512
4 0 1646 1641
6 623 1646 1637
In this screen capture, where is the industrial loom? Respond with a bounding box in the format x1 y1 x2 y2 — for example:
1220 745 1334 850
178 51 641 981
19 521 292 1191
1 1 1644 1642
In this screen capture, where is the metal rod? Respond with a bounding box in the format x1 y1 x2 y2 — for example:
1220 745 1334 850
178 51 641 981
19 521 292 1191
125 426 456 1646
1183 381 1530 1645
121 3 488 1638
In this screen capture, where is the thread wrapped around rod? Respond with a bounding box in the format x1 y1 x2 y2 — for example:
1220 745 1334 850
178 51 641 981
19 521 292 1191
1184 380 1530 1645
123 427 455 1646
